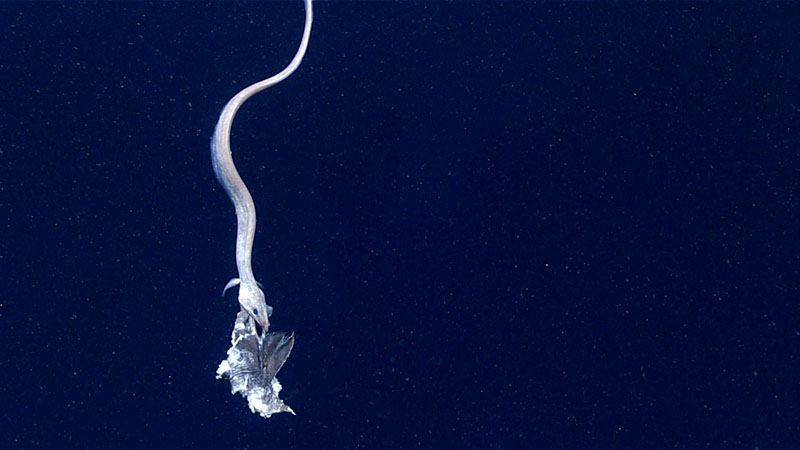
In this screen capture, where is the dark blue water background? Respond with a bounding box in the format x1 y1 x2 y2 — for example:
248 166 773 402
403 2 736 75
1 1 798 448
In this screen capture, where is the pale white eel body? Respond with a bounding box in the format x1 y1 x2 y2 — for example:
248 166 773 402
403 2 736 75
211 0 313 332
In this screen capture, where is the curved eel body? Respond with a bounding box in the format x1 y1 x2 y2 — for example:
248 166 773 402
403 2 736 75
211 0 313 332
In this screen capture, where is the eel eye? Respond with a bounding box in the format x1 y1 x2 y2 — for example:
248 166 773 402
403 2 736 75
253 308 259 316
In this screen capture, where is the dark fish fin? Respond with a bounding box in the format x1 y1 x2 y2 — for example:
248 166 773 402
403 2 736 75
260 332 295 381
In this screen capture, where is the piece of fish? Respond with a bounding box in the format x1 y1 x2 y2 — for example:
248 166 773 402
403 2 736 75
217 311 295 418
